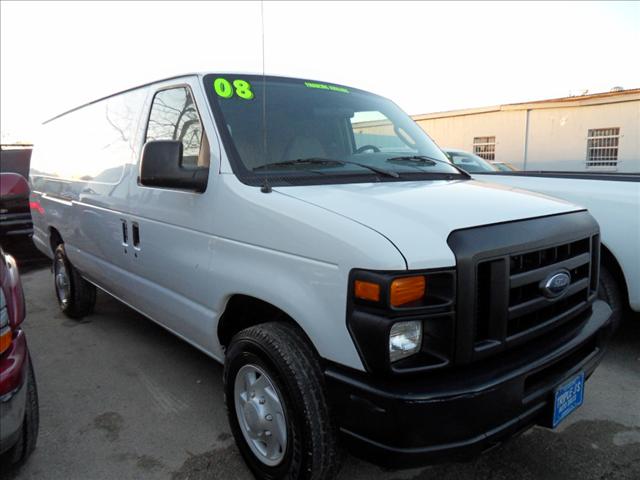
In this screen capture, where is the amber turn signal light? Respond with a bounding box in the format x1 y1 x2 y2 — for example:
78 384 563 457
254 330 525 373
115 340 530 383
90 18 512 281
390 276 426 307
354 280 381 302
0 329 11 355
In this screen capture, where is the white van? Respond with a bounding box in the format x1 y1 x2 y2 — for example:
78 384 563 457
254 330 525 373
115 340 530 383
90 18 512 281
30 73 613 478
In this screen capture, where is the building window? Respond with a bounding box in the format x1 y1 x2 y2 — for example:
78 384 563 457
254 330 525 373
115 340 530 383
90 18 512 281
473 136 496 161
586 128 620 168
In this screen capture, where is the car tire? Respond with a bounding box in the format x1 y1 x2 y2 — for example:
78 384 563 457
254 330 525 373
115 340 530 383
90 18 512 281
53 244 96 319
223 322 339 480
598 265 624 331
4 357 39 468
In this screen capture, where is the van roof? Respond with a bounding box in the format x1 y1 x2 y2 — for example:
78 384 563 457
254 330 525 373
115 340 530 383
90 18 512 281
44 72 369 124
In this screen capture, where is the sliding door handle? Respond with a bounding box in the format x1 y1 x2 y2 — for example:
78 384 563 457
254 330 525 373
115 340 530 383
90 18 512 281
121 219 128 246
132 222 140 249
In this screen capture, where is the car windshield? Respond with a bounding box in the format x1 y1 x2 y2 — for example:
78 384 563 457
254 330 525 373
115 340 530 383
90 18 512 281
444 150 498 173
494 162 517 172
204 74 461 185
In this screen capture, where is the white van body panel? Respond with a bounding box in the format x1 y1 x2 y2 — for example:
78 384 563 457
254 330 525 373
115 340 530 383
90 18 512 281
124 169 408 367
29 72 594 373
472 173 640 311
277 180 582 270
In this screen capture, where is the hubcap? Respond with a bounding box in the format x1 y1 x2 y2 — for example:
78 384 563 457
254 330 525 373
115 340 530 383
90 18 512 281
234 364 287 466
54 258 70 306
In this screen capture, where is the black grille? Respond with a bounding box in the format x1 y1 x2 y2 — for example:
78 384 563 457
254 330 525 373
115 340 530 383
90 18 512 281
506 237 592 336
475 235 599 353
447 211 600 365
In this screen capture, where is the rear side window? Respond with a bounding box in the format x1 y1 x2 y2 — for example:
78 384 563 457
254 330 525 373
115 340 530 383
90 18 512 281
146 87 206 168
31 88 146 186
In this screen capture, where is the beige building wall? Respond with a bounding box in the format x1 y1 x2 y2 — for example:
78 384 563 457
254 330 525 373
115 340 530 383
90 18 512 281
412 90 640 172
415 110 526 168
526 101 640 171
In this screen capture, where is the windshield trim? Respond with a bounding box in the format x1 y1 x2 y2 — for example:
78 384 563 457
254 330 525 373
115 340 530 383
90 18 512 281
203 74 464 187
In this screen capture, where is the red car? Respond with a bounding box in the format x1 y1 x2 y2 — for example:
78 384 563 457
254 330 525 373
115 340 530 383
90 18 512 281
0 247 38 467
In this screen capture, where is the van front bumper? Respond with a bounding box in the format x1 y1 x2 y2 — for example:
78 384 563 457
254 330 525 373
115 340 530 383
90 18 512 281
325 300 612 468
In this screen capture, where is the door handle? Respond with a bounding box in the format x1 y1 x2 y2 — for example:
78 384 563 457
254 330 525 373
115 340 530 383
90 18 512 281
121 219 128 246
132 222 140 249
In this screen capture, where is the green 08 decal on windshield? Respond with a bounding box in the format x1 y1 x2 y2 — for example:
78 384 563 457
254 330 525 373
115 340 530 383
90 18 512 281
213 78 254 100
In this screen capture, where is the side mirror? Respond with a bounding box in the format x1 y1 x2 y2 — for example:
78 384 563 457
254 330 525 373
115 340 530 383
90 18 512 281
139 140 208 192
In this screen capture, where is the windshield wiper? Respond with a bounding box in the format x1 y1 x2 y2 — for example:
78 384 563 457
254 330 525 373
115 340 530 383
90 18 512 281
386 155 470 178
341 160 399 178
387 155 437 165
253 158 344 170
254 157 400 178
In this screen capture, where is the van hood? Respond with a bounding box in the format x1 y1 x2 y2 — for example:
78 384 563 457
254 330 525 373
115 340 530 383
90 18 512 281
275 179 582 269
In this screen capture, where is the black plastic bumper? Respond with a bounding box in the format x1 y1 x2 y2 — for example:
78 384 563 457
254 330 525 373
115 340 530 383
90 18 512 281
325 300 613 468
0 212 33 237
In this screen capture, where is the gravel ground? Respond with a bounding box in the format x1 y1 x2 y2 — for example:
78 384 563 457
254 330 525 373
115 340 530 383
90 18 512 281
4 244 640 480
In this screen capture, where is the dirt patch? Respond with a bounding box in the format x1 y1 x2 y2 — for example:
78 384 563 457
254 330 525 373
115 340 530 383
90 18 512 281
171 444 250 480
136 454 164 471
93 411 124 442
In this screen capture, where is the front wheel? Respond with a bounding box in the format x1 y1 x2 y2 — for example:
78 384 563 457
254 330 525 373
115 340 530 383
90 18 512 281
224 322 339 480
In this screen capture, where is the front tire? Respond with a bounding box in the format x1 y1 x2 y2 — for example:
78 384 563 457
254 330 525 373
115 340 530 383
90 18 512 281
223 322 339 480
53 244 96 319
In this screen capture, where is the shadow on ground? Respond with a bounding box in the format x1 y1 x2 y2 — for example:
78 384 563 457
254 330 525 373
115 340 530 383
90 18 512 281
174 315 640 480
1 237 49 273
171 418 640 480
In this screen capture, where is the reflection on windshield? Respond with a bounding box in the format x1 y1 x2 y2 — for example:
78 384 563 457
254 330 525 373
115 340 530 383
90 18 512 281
446 151 498 173
204 75 460 184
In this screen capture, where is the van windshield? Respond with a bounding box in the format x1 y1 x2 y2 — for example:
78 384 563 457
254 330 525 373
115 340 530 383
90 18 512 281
203 74 461 186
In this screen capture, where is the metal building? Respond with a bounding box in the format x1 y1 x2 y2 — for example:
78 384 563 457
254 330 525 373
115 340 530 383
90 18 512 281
412 88 640 172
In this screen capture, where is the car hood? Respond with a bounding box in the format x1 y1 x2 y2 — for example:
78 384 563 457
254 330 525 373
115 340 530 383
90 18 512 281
275 179 582 269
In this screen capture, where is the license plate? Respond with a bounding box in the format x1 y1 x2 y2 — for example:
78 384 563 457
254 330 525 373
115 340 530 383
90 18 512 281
552 372 584 428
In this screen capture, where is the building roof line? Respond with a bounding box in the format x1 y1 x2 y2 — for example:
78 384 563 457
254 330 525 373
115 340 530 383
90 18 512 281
412 88 640 121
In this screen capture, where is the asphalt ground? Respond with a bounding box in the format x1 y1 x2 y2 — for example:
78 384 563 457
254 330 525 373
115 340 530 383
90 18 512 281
3 241 640 480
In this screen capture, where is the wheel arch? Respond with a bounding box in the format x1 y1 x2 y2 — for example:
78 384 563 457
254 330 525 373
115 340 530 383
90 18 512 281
600 242 630 309
48 226 63 253
217 294 319 357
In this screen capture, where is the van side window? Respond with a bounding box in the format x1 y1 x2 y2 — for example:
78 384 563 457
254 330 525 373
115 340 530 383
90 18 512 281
146 87 206 168
30 88 146 187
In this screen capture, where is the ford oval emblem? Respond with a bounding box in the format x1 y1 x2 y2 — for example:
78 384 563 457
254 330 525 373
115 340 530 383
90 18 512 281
540 270 571 298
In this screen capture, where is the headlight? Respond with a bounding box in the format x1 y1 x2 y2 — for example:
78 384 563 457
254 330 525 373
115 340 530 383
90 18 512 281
348 268 455 374
389 320 422 362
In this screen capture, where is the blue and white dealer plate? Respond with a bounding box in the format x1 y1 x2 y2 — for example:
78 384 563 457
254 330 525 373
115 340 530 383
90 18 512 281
553 372 585 428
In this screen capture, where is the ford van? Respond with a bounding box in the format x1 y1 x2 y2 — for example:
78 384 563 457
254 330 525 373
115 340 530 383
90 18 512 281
29 74 613 479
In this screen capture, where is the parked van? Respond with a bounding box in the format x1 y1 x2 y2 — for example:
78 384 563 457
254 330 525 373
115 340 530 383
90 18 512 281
30 74 613 479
